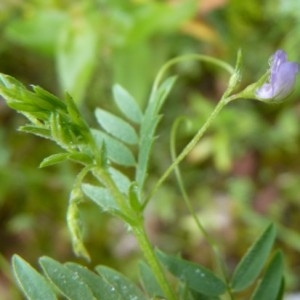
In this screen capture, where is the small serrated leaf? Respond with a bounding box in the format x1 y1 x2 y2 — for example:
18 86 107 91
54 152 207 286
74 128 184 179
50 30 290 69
39 256 94 300
113 84 143 124
12 255 57 300
157 250 226 296
250 251 284 300
95 108 138 145
231 223 276 292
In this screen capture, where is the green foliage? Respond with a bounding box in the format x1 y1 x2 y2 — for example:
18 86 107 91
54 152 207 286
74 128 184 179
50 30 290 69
113 84 143 124
136 76 177 191
95 108 138 145
82 184 119 213
12 255 148 300
95 266 146 300
250 251 284 300
2 1 300 298
139 261 163 298
0 49 289 299
40 257 95 300
12 255 56 300
231 223 276 291
157 250 226 297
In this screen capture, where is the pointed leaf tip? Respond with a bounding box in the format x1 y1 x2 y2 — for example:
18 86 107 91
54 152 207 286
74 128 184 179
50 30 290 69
231 223 276 291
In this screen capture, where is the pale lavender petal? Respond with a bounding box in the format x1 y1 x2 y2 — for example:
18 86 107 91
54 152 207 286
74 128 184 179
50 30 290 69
256 50 299 101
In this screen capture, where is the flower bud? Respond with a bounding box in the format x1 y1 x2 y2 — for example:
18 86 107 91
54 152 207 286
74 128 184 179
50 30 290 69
256 50 299 101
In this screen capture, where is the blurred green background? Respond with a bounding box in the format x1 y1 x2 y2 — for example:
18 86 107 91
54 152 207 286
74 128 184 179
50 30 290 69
1 0 300 298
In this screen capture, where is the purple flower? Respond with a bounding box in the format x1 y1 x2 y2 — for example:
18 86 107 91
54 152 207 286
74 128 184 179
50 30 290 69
256 50 299 101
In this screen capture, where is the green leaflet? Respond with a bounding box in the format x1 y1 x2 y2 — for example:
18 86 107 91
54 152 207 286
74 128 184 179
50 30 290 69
39 153 70 168
95 265 147 300
39 257 94 300
136 76 177 190
113 84 143 124
12 255 57 300
92 129 136 166
109 167 131 195
95 108 138 145
231 223 276 291
139 261 163 298
19 125 52 140
250 251 284 300
65 263 119 300
157 250 226 297
82 183 118 212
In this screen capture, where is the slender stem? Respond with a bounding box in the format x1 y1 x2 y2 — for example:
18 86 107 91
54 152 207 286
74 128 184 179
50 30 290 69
93 167 176 300
133 225 177 300
170 118 233 299
143 95 227 208
150 54 234 100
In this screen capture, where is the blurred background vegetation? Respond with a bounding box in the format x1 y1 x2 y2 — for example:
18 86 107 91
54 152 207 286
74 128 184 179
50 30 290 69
1 0 300 298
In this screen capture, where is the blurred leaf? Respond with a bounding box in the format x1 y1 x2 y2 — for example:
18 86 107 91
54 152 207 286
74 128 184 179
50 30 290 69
57 12 99 104
95 265 146 300
139 261 163 298
190 289 220 300
39 256 94 300
136 76 177 190
4 10 66 56
95 108 138 145
92 129 136 166
12 255 57 300
157 250 226 296
82 184 118 212
231 223 276 292
126 0 197 43
113 84 143 124
213 131 231 172
250 251 284 300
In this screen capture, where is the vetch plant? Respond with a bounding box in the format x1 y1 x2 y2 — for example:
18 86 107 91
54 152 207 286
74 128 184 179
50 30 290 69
0 49 297 299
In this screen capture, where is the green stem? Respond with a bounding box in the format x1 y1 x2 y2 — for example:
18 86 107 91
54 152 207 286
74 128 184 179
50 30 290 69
170 118 233 299
142 53 236 209
150 54 234 100
143 94 227 208
133 225 177 300
93 167 176 300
